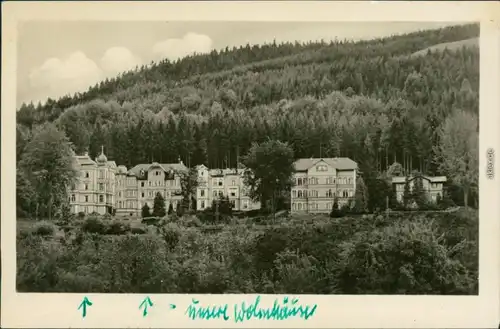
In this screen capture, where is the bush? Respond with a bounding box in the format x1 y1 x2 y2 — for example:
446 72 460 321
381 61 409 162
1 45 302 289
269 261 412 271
77 212 85 220
81 217 107 234
131 227 147 235
106 222 131 235
103 213 112 221
141 217 161 226
32 221 56 237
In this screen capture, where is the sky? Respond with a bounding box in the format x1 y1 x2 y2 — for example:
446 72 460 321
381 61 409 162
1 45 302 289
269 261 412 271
17 21 459 106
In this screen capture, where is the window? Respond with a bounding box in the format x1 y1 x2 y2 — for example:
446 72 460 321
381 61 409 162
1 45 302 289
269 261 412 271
141 192 145 198
327 189 333 198
292 203 296 210
297 178 303 186
99 195 104 202
149 181 152 186
156 171 160 176
118 192 122 197
316 165 327 172
83 206 88 213
230 200 236 209
71 194 76 202
232 180 236 186
348 178 353 184
218 180 223 186
212 179 217 186
118 201 122 208
201 190 205 197
343 190 348 198
243 200 249 209
349 190 354 197
332 177 336 184
292 190 297 198
230 191 236 197
201 201 205 209
98 170 105 179
99 183 104 191
298 203 302 210
218 191 223 197
85 172 89 178
298 190 303 198
85 195 89 202
149 191 153 197
85 184 89 190
213 191 217 197
141 182 145 187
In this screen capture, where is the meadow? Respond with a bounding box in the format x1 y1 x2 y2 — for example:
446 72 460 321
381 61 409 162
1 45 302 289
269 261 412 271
17 209 478 295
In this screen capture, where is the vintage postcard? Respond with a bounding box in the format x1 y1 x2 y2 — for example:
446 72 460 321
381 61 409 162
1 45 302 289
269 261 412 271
2 1 499 328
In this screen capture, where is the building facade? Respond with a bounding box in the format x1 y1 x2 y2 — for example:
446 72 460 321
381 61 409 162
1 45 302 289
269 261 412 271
291 157 358 214
70 151 260 216
392 175 447 204
114 160 188 216
70 149 117 215
195 165 260 211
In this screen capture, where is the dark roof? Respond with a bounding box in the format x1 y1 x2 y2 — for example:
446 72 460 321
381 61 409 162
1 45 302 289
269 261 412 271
293 157 358 171
128 162 188 178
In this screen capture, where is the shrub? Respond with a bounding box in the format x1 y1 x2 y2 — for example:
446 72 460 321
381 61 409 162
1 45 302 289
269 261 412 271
106 222 131 235
32 221 56 237
141 217 161 226
77 212 85 220
103 213 112 221
130 227 146 234
81 217 107 234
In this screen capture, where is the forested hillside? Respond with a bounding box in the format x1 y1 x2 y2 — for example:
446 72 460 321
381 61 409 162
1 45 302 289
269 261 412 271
17 23 479 203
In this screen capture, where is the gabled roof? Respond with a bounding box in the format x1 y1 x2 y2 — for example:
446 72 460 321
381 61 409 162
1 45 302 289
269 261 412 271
293 157 358 171
392 175 447 184
74 155 97 166
128 162 188 178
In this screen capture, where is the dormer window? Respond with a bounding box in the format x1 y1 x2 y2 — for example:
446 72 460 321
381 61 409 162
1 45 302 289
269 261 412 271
140 169 145 176
316 165 328 172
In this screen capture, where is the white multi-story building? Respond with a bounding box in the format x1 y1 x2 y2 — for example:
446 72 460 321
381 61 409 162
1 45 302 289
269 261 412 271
69 148 117 215
291 157 358 214
392 175 447 203
70 150 260 216
195 165 260 211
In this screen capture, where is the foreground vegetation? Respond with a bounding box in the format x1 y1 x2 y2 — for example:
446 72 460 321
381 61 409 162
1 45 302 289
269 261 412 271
17 209 478 294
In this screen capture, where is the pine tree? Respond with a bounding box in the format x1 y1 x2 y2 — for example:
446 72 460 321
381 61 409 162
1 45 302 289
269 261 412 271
176 202 184 217
141 203 151 218
353 176 369 214
412 176 428 209
403 177 412 209
153 192 166 217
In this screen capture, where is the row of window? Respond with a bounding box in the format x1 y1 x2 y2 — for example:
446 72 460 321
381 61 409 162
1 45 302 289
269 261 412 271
70 194 110 203
295 177 354 186
292 202 337 211
211 179 237 186
117 179 180 187
83 170 113 180
293 189 353 198
78 183 113 191
395 182 442 190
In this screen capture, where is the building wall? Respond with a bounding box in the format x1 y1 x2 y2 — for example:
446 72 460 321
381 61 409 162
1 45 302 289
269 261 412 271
195 167 260 212
70 157 116 215
394 177 445 203
291 160 356 214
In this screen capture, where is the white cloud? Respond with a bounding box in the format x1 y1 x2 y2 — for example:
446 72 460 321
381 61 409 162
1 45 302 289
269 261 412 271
28 51 103 101
152 32 213 61
100 47 142 77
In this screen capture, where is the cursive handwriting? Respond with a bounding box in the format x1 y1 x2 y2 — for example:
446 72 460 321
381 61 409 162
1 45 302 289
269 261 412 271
185 299 230 321
184 296 317 322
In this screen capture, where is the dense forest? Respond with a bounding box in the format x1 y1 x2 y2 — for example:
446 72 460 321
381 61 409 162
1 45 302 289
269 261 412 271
16 23 479 207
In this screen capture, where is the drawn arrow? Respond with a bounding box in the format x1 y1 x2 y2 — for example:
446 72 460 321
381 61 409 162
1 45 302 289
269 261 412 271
78 297 93 318
169 304 176 310
139 296 154 317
